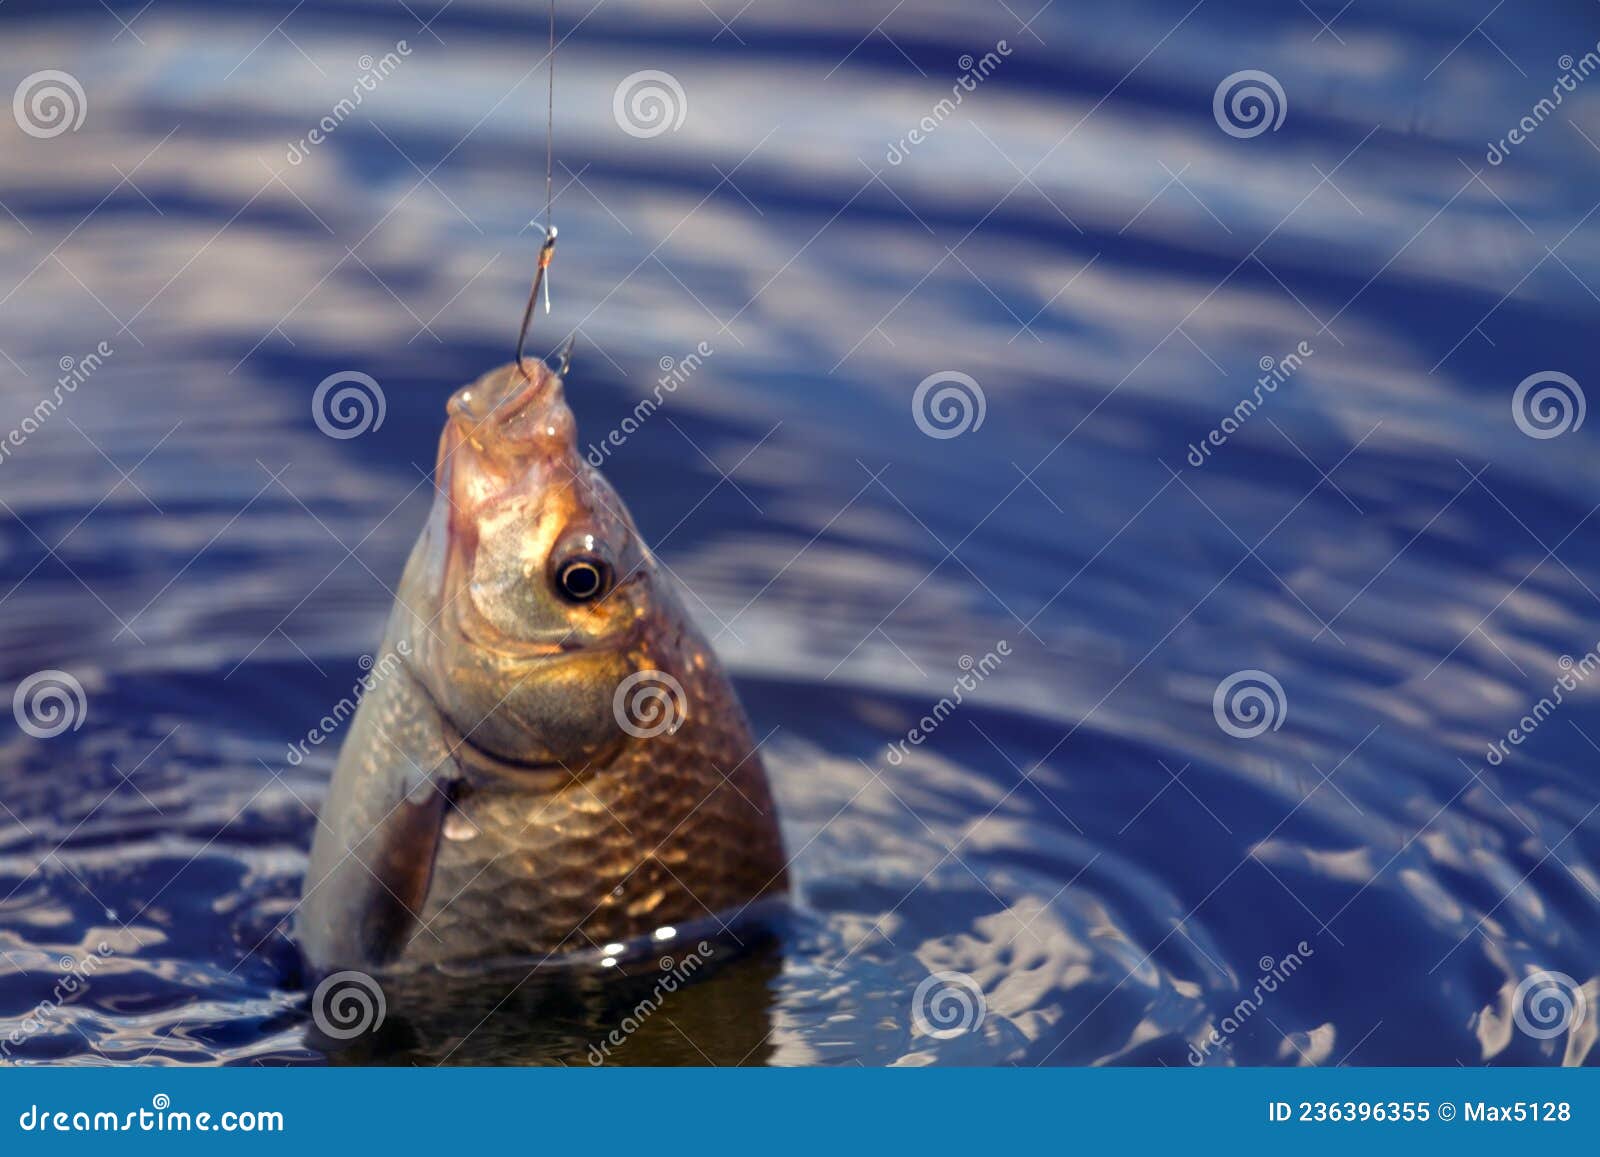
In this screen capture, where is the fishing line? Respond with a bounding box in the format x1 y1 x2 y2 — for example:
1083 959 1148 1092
515 0 559 377
545 0 555 232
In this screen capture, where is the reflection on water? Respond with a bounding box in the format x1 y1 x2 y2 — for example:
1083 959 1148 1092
1 0 1599 1065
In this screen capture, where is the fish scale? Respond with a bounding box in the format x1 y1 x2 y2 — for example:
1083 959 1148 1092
418 651 783 963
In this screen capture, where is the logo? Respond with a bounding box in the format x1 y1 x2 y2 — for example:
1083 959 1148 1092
613 670 687 738
1212 669 1287 738
12 670 86 738
310 970 386 1041
1213 70 1286 139
14 71 87 139
911 971 986 1039
1513 970 1586 1040
912 371 986 439
1511 371 1584 439
312 371 386 439
613 71 688 139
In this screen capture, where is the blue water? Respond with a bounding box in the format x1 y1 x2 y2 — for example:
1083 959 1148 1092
1 0 1598 1065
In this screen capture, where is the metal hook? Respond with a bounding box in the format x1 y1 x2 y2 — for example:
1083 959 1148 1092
514 224 557 378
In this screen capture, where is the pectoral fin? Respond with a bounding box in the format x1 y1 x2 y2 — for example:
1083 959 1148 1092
298 662 460 975
346 776 458 967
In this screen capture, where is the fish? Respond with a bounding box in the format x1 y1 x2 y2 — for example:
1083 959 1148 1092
296 358 788 975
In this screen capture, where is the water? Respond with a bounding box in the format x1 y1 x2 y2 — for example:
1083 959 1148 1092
2 0 1599 1066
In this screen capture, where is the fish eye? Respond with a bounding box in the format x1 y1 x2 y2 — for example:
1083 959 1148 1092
554 553 612 604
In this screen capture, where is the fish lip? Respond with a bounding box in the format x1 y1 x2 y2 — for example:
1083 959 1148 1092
447 361 554 431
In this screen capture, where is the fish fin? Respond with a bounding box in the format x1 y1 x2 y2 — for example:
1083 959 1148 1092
299 664 461 974
351 777 458 966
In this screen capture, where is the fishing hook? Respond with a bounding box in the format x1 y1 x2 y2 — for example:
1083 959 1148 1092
514 223 557 379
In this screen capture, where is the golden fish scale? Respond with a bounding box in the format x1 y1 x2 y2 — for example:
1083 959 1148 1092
411 631 785 963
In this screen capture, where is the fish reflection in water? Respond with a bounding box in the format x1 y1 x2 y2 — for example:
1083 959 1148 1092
313 933 786 1067
0 0 1598 1068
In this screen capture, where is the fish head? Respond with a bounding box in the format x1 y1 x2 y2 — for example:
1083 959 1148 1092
399 360 650 772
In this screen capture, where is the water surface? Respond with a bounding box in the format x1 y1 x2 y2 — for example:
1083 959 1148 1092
2 0 1599 1065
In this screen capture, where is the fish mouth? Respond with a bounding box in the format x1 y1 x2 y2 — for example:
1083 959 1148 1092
448 360 555 433
442 361 577 470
